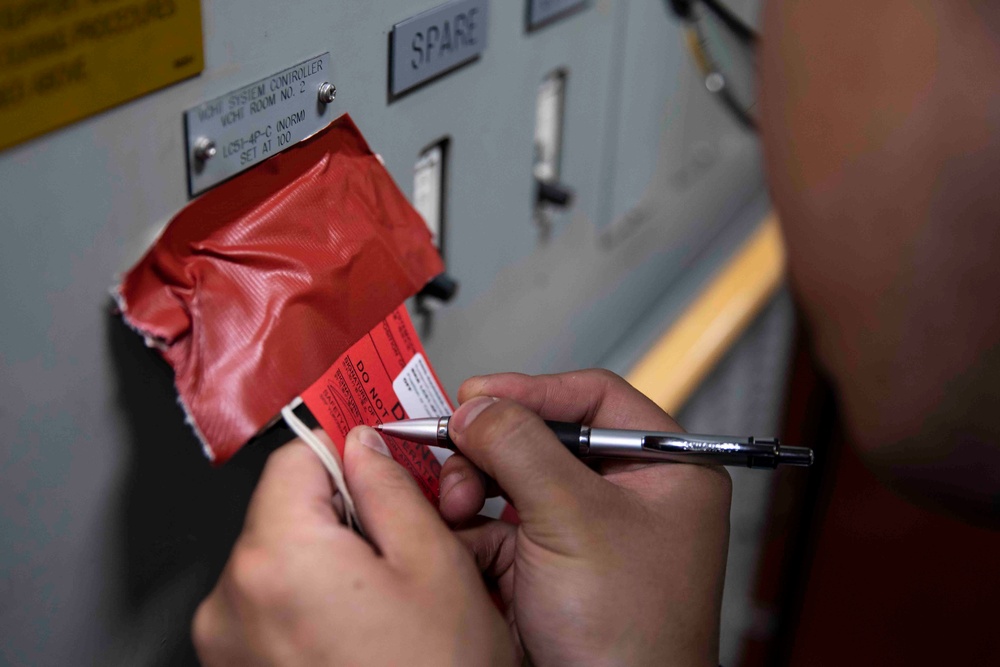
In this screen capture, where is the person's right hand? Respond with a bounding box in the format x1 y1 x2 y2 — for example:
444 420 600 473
438 370 732 666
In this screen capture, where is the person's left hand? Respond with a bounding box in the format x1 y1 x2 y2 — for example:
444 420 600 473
193 427 515 666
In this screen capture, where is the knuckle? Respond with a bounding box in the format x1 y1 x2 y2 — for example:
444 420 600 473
369 455 418 494
575 367 626 391
440 452 470 476
586 367 624 385
191 601 218 655
227 544 291 609
355 453 424 506
457 375 487 401
468 401 540 450
267 441 312 472
579 368 634 400
440 457 481 496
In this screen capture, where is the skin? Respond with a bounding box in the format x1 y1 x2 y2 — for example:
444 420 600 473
759 0 1000 524
192 428 514 666
194 370 732 665
445 371 731 665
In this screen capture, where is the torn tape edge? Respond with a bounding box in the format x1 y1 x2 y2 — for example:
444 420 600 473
110 285 217 463
110 286 169 351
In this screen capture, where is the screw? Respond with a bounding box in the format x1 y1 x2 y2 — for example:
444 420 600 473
194 137 217 162
705 72 725 94
318 82 337 104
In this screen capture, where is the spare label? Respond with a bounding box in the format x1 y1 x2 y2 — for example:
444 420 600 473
390 0 488 97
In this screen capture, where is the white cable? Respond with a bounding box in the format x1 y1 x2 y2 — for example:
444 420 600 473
280 403 361 532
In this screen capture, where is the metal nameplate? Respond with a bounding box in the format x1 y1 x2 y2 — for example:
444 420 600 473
527 0 588 29
185 53 334 196
390 0 488 97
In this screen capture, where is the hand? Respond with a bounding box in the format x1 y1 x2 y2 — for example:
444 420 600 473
438 370 732 666
193 428 514 666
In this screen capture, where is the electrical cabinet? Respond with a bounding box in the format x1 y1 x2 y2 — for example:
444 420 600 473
0 1 765 663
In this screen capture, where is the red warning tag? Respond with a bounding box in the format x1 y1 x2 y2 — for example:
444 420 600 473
302 305 452 503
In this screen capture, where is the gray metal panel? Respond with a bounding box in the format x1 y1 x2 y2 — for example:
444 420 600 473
0 1 766 664
599 0 763 232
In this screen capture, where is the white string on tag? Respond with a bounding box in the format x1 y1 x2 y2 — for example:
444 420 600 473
280 402 362 532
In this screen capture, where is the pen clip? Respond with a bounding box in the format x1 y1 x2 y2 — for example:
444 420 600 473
641 434 752 455
641 434 780 468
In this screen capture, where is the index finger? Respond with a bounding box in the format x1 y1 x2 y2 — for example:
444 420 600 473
342 426 460 573
458 369 681 432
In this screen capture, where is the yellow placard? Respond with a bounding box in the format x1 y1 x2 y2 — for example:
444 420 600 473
0 0 203 151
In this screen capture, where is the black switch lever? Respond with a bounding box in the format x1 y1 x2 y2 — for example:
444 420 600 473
536 179 574 208
417 272 460 303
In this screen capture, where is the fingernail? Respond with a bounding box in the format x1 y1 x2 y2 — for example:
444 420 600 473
357 426 391 457
439 471 465 501
451 396 498 437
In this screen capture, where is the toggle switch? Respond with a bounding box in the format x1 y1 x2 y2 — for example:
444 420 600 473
533 69 573 237
418 273 459 303
537 179 574 208
413 140 459 335
415 270 459 338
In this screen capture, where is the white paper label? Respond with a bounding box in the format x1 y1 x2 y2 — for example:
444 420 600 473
392 353 453 419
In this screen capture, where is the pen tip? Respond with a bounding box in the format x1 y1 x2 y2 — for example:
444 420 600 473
373 424 383 431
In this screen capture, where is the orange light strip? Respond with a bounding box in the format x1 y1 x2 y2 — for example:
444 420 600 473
626 214 786 415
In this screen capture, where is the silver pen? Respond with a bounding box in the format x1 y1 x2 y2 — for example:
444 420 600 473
375 418 814 469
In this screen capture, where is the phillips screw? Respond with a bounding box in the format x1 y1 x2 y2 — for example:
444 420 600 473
193 137 217 162
318 82 337 104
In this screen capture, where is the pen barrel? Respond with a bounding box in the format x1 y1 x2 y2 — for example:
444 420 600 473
376 419 812 469
544 421 586 455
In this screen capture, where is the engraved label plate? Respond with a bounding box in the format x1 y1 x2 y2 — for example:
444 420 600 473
185 53 334 196
527 0 588 29
390 0 488 97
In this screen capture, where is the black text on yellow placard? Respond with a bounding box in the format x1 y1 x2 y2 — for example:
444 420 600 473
0 0 203 151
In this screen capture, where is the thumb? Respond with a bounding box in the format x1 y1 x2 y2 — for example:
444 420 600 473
449 397 605 528
343 426 456 573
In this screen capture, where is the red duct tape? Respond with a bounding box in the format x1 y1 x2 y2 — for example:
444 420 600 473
117 115 443 463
